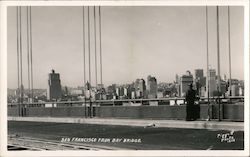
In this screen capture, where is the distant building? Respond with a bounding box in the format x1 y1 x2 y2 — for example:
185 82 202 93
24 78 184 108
124 88 128 97
195 69 203 80
124 84 134 99
228 79 241 96
239 80 244 96
180 71 193 97
47 69 62 101
116 86 125 99
134 79 146 98
106 84 116 95
176 83 181 97
229 79 240 85
175 74 179 83
239 86 244 96
147 75 157 98
116 87 120 97
70 89 83 96
200 86 206 97
231 84 239 96
194 69 206 96
131 91 136 99
207 69 217 97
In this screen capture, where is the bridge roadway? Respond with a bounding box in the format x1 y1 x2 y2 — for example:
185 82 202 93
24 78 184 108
8 116 244 131
8 117 244 150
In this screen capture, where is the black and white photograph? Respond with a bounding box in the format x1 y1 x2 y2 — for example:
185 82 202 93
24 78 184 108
0 0 249 156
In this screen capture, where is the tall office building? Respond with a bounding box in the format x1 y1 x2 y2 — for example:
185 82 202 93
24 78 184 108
207 69 217 97
47 69 62 100
180 71 193 97
195 69 204 79
134 79 146 98
196 70 206 85
195 69 206 96
147 75 157 98
175 74 179 83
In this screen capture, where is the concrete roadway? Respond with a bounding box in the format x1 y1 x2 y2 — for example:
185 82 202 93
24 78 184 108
8 120 244 150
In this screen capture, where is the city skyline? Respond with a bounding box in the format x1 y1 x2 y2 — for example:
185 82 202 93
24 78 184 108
7 68 243 91
7 6 244 89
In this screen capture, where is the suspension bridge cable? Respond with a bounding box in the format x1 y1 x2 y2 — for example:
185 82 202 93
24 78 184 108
19 7 24 104
16 6 21 113
26 6 31 102
87 6 91 87
87 6 92 117
228 6 232 96
19 7 23 86
216 6 222 121
83 6 87 117
205 6 210 120
94 6 98 88
98 6 103 87
216 6 221 92
82 6 86 87
16 7 20 96
29 6 34 102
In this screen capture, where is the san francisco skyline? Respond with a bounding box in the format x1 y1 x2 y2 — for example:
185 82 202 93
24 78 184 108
7 6 244 89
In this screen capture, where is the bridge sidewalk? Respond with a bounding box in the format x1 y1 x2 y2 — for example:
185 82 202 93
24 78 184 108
8 116 244 131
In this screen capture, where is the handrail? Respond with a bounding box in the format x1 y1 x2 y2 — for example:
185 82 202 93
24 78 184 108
7 96 244 107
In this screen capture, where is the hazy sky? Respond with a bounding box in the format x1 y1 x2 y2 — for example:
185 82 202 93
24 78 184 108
7 6 244 89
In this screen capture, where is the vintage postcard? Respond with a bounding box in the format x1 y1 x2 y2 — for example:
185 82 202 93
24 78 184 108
0 0 249 156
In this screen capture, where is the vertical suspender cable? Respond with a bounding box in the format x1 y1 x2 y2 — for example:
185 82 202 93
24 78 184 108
228 6 232 96
87 6 92 117
83 7 86 88
16 7 20 101
16 7 20 116
82 6 87 117
216 6 221 121
87 6 91 87
216 6 221 93
29 6 34 102
205 6 210 120
26 7 31 102
99 6 103 87
19 7 24 105
94 6 98 88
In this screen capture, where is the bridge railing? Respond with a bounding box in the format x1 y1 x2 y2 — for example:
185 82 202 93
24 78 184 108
7 96 244 121
7 96 244 108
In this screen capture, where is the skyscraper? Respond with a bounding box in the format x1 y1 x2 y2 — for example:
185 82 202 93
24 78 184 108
195 69 204 79
47 69 62 101
195 69 206 86
195 69 206 96
134 78 146 98
147 75 157 98
207 69 216 97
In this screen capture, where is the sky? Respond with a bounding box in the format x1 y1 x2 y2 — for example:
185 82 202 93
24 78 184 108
7 6 244 89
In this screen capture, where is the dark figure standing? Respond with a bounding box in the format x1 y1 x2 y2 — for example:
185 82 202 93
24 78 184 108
185 83 199 121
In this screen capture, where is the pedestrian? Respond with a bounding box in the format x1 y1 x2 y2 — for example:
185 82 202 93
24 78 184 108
185 83 198 121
